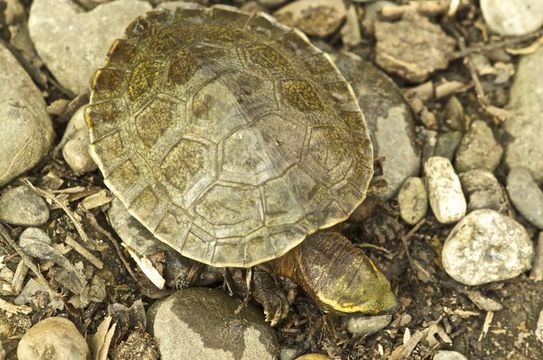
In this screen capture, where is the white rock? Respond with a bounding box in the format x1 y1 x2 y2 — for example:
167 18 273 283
397 177 428 225
442 209 533 286
28 0 152 94
425 157 466 224
481 0 543 36
61 107 97 175
0 43 53 187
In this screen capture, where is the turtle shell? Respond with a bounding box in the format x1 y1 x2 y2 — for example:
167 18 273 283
86 4 373 267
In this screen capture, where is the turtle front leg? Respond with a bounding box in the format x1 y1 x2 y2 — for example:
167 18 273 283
265 232 398 315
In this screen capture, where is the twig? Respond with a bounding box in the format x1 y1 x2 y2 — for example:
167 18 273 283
530 232 543 281
64 235 104 270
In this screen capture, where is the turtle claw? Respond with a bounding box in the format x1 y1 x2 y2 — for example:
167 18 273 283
261 290 289 326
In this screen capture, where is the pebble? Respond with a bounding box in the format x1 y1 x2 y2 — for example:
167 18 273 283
147 288 279 360
480 0 543 36
333 52 420 200
397 177 428 225
434 131 462 161
442 209 534 286
28 0 152 94
108 197 221 287
505 46 543 183
425 157 466 224
0 44 53 187
507 167 543 229
280 348 300 360
444 96 465 131
459 170 505 212
344 314 392 337
0 186 49 226
17 317 90 360
433 350 468 360
454 120 503 173
61 107 97 175
273 0 346 38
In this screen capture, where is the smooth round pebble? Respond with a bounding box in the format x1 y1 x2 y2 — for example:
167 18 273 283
459 170 506 212
0 43 53 187
17 317 89 360
147 288 278 360
0 186 49 226
507 167 543 229
61 107 97 175
344 314 392 338
480 0 543 36
398 177 428 225
454 120 503 173
425 157 466 224
280 348 300 360
433 350 468 360
442 209 534 286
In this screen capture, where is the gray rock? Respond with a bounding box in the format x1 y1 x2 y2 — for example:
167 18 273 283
442 209 533 286
61 107 97 175
454 120 502 173
505 46 543 183
397 177 428 225
28 0 152 94
433 350 468 360
344 314 392 337
147 288 278 360
459 170 506 212
425 157 466 224
280 348 300 360
480 0 543 36
17 317 89 360
435 131 462 161
507 167 543 229
334 52 420 200
0 186 49 226
108 197 221 287
0 44 53 187
444 96 465 131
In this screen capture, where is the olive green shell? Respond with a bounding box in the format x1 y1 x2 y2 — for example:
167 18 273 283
86 4 373 267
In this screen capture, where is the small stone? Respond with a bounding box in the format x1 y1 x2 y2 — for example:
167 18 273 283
442 209 534 286
398 177 428 225
0 43 53 187
444 96 465 131
435 131 462 161
280 348 300 360
17 317 90 360
480 0 543 36
28 0 152 94
147 288 279 360
507 167 543 229
274 0 346 38
344 314 392 337
375 11 456 83
61 107 97 175
454 120 503 173
459 170 505 212
425 157 466 224
433 350 468 360
0 186 49 226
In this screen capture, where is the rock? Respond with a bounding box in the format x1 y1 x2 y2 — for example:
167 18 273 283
0 43 53 187
505 46 543 183
444 96 465 131
454 120 503 173
375 11 456 83
344 314 392 337
433 350 468 360
108 198 221 287
480 0 543 36
280 348 300 360
273 0 346 38
257 0 288 8
397 177 428 225
61 107 97 175
425 157 466 224
442 209 534 286
17 317 90 360
507 167 543 229
28 0 152 94
147 288 279 360
333 52 420 200
0 186 49 226
434 131 462 161
459 170 505 212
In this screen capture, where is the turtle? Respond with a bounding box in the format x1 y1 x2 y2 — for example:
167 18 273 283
85 3 397 322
